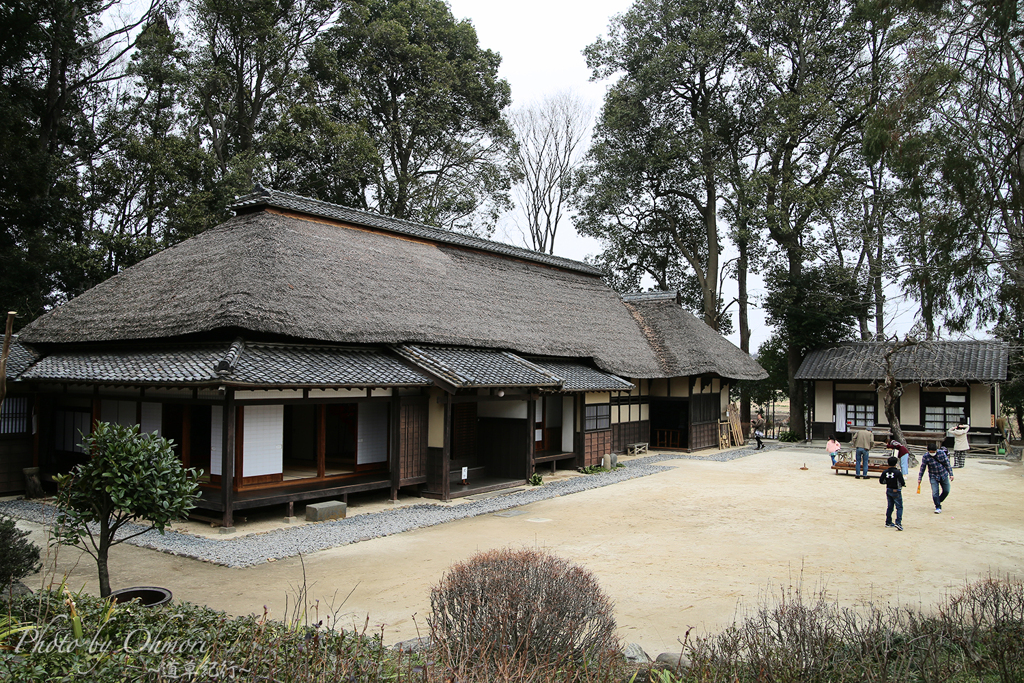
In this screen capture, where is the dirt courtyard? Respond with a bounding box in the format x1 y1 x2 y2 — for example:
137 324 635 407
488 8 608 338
16 446 1024 656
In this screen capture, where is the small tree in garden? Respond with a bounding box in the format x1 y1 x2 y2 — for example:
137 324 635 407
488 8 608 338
429 547 618 680
0 514 40 588
53 422 201 597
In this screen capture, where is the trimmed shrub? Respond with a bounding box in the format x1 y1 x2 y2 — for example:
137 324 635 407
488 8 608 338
429 548 618 680
778 431 799 443
0 513 39 587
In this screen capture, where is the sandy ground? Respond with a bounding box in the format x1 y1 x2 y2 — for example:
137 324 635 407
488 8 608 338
13 446 1024 657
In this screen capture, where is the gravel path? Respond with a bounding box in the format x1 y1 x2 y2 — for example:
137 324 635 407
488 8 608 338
0 444 776 568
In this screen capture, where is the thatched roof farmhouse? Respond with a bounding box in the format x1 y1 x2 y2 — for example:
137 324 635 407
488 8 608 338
3 189 764 524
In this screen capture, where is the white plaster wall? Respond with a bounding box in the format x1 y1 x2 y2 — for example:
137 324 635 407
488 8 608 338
670 378 689 396
901 384 921 426
477 400 528 419
971 383 992 428
586 392 611 404
235 389 303 400
814 382 833 422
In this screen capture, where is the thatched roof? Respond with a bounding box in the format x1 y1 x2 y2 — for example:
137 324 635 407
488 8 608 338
795 341 1009 383
18 191 764 381
623 293 767 381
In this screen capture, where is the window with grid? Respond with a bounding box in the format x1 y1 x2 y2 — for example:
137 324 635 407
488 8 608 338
0 396 29 434
584 404 610 431
924 405 965 431
836 391 877 427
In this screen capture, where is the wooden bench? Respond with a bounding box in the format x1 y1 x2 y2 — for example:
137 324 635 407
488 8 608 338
831 449 891 476
627 442 649 456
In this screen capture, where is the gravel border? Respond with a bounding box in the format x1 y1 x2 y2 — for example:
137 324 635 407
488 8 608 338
0 444 778 568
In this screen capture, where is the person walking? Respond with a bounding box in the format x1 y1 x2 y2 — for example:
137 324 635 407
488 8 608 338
751 411 766 450
825 435 841 465
950 423 970 468
918 441 954 513
852 427 873 479
885 437 911 476
879 455 906 530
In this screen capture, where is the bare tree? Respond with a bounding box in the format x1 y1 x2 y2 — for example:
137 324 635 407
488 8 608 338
509 91 592 254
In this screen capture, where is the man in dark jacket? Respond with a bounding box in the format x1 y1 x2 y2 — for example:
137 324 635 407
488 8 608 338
879 455 906 530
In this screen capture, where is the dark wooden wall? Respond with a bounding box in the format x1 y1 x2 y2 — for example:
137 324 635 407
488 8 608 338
584 430 612 466
612 421 650 453
0 436 33 494
450 402 478 470
399 400 428 483
477 417 527 479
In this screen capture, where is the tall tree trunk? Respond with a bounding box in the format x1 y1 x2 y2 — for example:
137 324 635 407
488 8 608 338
738 234 751 435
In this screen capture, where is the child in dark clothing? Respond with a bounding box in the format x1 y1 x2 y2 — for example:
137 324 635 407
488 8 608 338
879 455 906 530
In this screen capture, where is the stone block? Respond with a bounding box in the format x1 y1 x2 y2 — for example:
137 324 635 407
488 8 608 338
306 500 347 522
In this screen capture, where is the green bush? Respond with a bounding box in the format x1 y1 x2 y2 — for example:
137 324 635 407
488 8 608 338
1 588 416 682
530 472 544 486
0 513 39 587
778 430 799 442
429 548 619 681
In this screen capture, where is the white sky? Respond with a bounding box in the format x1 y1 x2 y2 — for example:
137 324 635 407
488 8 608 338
446 0 963 352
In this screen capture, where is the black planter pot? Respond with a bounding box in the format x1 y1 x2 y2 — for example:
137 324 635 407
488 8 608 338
109 586 172 607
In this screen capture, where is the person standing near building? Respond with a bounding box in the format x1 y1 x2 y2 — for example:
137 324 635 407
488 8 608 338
950 423 970 468
879 455 906 530
852 427 873 479
751 411 766 450
918 441 954 513
885 437 911 476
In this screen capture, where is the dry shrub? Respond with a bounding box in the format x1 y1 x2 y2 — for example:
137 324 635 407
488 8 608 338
428 547 619 681
941 576 1024 683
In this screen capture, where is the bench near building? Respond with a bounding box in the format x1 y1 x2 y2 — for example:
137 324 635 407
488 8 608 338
795 341 1009 447
0 189 765 528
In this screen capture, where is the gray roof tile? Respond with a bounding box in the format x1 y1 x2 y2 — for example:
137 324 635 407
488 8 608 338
232 343 432 386
394 345 564 388
528 359 634 391
19 342 434 387
4 338 39 379
795 341 1009 382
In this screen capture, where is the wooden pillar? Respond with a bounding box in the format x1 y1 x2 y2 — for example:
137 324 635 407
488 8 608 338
316 405 326 478
574 394 584 468
220 388 236 529
527 397 536 476
181 405 191 467
441 392 452 501
31 394 41 467
390 393 401 501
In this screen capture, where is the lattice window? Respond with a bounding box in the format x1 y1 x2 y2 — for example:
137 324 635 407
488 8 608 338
0 396 29 435
585 404 610 431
